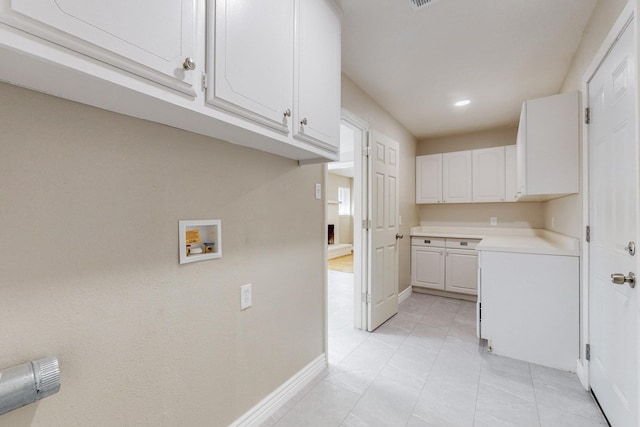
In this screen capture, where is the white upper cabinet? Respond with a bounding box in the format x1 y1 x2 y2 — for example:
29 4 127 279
516 91 579 201
443 151 472 203
294 0 341 151
504 145 518 202
416 154 442 204
206 0 340 153
472 146 505 203
0 0 342 161
207 0 294 133
0 0 198 96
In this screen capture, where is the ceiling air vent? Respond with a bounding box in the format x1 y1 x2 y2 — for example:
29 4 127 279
410 0 441 10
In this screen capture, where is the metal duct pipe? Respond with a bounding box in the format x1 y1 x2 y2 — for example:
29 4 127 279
0 357 60 416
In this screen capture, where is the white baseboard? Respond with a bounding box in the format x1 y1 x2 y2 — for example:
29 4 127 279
230 354 327 427
399 285 412 303
576 358 589 391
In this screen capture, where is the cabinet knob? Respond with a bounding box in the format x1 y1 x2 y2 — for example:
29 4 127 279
300 117 308 126
182 57 196 71
283 109 291 118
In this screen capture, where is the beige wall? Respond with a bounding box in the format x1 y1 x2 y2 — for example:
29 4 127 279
419 203 544 229
543 0 628 238
0 82 325 426
327 172 353 244
417 126 517 155
341 74 419 292
417 127 545 228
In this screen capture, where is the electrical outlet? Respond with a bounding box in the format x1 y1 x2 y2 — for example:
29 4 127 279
551 217 556 228
490 217 498 226
240 283 252 310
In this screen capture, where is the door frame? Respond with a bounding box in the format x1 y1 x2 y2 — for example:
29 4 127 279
336 109 370 330
580 2 639 409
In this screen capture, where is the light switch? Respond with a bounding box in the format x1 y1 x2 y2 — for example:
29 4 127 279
240 283 252 310
315 183 321 200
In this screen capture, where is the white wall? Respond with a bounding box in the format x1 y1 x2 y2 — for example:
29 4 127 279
341 74 419 292
328 172 354 244
0 82 325 426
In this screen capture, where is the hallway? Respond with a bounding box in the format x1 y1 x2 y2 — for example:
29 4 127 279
264 271 606 426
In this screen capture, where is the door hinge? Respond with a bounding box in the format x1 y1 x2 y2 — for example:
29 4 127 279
362 293 371 303
586 225 591 243
362 219 371 230
586 343 591 361
362 145 370 157
201 72 208 90
584 107 590 124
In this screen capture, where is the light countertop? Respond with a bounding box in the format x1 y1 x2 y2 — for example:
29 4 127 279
410 226 580 256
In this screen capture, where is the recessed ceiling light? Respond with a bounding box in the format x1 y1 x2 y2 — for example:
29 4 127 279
454 100 471 107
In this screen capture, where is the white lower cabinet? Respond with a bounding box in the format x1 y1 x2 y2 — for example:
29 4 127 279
411 236 479 295
412 245 445 290
445 249 478 294
478 250 579 371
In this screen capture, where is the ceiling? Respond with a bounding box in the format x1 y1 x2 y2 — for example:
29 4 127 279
337 0 598 139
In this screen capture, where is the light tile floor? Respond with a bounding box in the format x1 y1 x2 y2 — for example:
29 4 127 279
265 271 607 427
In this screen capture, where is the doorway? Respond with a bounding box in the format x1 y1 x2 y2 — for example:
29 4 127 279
585 6 638 427
327 111 368 333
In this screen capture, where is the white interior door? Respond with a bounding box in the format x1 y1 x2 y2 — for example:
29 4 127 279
367 131 400 331
588 17 638 427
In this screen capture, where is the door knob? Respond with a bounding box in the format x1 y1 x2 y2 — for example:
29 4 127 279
300 117 308 126
182 57 196 71
611 272 636 288
396 233 404 240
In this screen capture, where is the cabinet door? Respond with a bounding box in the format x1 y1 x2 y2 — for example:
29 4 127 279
412 247 445 290
416 154 442 204
443 151 472 203
516 92 579 199
208 0 294 133
445 249 478 295
294 0 341 152
505 145 518 202
1 0 197 96
472 147 505 203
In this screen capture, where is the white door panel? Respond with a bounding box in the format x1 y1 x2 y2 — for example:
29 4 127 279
588 17 637 427
368 131 399 331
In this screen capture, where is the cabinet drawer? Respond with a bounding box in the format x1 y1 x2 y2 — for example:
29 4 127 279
411 237 445 248
445 238 481 250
